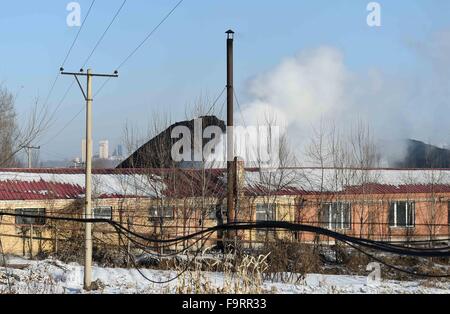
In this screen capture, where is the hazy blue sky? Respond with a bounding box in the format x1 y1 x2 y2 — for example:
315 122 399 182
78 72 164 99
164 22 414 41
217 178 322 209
1 0 450 161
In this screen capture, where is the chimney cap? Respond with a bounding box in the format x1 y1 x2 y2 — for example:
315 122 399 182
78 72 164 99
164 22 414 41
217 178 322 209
226 29 235 39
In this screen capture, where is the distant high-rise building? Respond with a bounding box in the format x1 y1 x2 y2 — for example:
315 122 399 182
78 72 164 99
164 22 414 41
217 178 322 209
117 144 123 157
99 140 109 159
113 144 124 157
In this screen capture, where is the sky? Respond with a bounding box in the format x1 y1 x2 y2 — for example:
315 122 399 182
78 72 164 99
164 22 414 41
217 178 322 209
1 0 450 162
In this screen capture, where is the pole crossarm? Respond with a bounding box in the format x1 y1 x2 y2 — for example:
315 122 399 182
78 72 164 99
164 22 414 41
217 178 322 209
60 71 119 78
60 70 119 101
20 145 41 169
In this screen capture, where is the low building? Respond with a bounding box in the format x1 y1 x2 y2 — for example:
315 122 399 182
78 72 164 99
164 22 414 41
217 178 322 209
0 167 449 256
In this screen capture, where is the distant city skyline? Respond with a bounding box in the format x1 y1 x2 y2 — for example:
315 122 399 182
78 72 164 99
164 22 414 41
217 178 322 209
79 139 124 163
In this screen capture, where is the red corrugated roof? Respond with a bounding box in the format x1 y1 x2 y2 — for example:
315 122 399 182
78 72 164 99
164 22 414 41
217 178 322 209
344 183 450 195
0 168 228 175
1 168 450 200
0 168 228 201
0 180 83 200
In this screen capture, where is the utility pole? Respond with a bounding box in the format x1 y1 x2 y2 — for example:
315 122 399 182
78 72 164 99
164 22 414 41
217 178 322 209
21 145 40 168
60 68 118 290
226 30 235 226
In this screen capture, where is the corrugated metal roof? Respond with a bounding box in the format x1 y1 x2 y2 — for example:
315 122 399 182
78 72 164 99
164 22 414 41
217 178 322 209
1 168 450 200
244 167 450 196
0 168 228 201
0 180 83 200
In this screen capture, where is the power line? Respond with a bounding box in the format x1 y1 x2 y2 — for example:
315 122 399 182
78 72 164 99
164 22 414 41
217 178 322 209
234 89 247 128
45 80 76 129
43 0 186 146
81 0 128 68
93 0 185 99
206 86 226 116
61 0 97 68
117 0 185 71
42 0 129 147
42 0 97 112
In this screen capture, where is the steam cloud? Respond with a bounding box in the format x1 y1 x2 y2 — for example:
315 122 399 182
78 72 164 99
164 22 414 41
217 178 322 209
238 30 450 165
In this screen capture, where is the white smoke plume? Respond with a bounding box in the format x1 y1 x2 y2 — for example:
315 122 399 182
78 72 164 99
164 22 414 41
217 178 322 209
238 30 450 166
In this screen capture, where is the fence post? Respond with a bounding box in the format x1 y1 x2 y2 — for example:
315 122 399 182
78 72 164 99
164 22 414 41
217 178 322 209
29 224 33 260
126 218 131 267
54 226 59 254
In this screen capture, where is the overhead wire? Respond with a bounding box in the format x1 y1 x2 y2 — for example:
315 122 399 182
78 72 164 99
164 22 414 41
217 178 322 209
93 0 186 99
42 0 183 146
42 0 129 147
43 0 97 120
205 86 226 116
81 0 128 69
61 0 98 69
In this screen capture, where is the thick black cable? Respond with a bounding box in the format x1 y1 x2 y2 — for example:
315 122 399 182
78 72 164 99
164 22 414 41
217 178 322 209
343 240 450 278
1 212 449 258
113 224 214 285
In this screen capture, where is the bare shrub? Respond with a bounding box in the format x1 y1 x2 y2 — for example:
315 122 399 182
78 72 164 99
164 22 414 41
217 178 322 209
261 240 321 283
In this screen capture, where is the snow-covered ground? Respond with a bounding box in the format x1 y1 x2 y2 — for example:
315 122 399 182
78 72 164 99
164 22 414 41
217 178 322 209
0 257 449 294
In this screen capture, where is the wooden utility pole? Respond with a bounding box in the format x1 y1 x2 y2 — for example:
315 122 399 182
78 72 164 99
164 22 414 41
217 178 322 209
60 68 118 290
226 30 235 225
21 145 40 168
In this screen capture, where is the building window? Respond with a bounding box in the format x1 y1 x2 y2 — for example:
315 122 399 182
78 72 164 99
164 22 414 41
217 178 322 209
149 206 174 220
15 208 46 226
389 201 415 228
93 207 113 220
320 203 352 230
256 203 276 221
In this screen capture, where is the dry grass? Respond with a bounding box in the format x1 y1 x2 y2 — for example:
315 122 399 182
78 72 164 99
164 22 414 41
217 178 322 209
175 251 271 294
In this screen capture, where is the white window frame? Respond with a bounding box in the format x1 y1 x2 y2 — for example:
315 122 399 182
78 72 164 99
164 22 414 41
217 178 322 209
389 201 415 228
256 203 276 222
322 203 352 230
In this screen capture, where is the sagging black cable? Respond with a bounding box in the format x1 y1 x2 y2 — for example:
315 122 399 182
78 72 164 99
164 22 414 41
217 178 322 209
113 224 215 285
342 240 450 278
1 212 449 258
113 226 216 259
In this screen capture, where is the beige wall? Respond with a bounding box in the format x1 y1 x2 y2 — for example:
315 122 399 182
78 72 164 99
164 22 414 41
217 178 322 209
0 191 449 256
